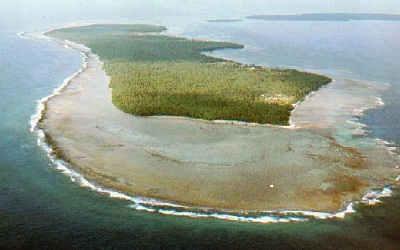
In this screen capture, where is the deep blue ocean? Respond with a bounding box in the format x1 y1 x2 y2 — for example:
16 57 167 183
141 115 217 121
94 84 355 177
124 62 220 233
1 4 400 249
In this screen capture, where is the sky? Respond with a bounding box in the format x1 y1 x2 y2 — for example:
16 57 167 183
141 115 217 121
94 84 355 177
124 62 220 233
1 0 400 32
0 0 400 14
3 0 400 15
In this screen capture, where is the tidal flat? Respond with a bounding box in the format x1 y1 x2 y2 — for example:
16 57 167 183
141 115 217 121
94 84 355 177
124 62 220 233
40 24 399 214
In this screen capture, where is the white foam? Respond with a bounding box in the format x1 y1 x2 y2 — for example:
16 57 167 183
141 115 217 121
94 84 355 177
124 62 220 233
17 30 36 39
156 209 308 224
346 95 385 130
375 97 385 106
333 203 356 219
27 24 398 225
347 119 368 128
372 138 399 157
281 203 356 220
29 43 88 134
343 94 400 162
129 204 156 213
17 32 27 39
362 186 394 205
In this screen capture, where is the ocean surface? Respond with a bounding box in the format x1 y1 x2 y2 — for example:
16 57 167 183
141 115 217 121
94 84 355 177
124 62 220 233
1 9 400 249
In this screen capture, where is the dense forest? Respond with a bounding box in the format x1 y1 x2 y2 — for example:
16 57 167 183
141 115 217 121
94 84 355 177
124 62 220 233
47 24 331 125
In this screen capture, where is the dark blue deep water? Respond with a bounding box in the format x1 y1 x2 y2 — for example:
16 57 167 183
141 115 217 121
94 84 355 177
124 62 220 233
1 3 400 249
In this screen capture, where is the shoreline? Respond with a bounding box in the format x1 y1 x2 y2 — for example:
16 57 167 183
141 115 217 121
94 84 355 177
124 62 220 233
29 25 400 222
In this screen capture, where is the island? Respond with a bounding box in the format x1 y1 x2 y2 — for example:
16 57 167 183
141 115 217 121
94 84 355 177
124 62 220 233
46 24 331 125
207 19 244 23
246 13 400 22
39 24 399 215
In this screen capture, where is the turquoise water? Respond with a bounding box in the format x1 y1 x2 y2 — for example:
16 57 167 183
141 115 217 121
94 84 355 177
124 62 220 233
1 7 400 250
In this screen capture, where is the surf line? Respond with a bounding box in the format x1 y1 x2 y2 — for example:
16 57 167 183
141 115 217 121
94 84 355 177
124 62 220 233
345 94 400 184
24 26 396 224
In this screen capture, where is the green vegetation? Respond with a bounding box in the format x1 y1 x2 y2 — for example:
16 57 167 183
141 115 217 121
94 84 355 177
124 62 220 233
47 24 242 63
47 24 331 125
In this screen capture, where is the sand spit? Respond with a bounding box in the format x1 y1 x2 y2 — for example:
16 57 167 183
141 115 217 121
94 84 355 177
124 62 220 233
38 32 399 214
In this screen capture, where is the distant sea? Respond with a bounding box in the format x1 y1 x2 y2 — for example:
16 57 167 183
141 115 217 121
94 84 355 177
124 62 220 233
1 14 400 249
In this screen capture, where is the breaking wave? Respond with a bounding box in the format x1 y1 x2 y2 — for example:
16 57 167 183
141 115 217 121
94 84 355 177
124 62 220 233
26 29 399 224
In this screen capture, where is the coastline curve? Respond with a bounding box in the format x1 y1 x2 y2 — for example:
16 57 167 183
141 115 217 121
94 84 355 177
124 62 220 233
26 24 400 223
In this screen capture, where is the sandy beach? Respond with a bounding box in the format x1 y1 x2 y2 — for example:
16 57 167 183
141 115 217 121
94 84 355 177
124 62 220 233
40 36 399 213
